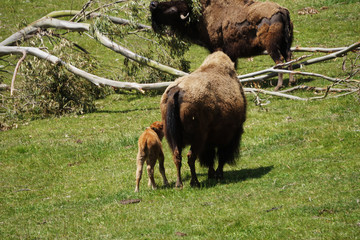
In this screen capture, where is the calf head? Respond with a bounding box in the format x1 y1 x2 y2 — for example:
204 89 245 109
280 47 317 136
150 1 191 32
149 121 164 140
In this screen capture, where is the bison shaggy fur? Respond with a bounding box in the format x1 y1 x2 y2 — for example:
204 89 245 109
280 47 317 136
150 0 294 90
161 51 247 188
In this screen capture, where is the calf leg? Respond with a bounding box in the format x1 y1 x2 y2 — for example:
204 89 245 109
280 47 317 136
147 159 157 190
135 151 146 192
158 151 169 187
187 148 200 187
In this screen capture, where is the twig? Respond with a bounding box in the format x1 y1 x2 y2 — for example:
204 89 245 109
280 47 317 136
243 88 308 101
11 50 26 96
70 0 93 22
84 0 128 19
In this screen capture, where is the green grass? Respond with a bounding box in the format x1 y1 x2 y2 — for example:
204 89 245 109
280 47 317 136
1 0 360 239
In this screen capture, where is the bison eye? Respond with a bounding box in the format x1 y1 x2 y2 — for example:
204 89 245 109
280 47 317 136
150 1 158 11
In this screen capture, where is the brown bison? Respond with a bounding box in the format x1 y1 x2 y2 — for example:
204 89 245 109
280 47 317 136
161 51 247 188
150 0 294 90
135 121 169 192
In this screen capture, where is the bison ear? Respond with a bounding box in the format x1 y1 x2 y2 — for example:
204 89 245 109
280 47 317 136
164 6 179 15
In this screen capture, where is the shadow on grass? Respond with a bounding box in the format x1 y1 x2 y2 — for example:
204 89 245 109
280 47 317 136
167 165 274 189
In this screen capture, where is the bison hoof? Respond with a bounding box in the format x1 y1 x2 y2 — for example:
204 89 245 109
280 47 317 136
274 85 283 91
215 170 224 180
175 181 183 189
190 179 200 188
208 168 216 179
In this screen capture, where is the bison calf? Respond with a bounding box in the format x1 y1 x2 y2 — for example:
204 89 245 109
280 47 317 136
135 121 168 192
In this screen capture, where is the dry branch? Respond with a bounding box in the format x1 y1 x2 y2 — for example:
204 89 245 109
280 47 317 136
0 11 150 47
93 30 188 77
0 46 171 93
279 85 357 93
0 17 185 77
238 42 360 82
11 50 26 96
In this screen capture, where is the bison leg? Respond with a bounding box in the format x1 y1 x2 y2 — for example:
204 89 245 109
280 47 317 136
173 147 183 188
272 59 284 91
158 151 169 187
135 151 146 192
187 148 200 187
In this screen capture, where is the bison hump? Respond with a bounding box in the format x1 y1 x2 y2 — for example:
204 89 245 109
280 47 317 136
247 2 285 24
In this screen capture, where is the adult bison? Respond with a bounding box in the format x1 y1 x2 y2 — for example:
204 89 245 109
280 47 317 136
150 0 294 90
161 51 247 188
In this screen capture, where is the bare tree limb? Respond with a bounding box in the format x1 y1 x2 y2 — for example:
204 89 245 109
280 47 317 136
2 46 358 100
93 30 188 77
279 85 357 93
0 18 90 46
290 46 360 53
0 18 185 77
11 50 26 96
238 42 360 82
0 12 150 47
243 87 308 101
0 46 171 93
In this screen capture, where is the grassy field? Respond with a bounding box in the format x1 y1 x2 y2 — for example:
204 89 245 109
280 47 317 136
1 0 360 239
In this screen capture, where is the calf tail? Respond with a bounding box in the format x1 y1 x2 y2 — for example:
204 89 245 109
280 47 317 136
164 87 183 152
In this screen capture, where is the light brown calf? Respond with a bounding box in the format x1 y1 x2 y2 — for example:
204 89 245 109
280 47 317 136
135 121 168 192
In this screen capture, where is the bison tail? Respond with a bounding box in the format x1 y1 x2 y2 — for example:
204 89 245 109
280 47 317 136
283 9 293 59
164 88 183 153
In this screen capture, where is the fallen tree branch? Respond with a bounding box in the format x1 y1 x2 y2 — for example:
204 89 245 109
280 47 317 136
2 45 359 100
238 41 360 82
0 18 185 78
11 50 26 96
279 85 357 93
0 17 90 46
290 46 360 53
93 30 188 77
0 46 172 93
243 87 307 101
245 86 359 101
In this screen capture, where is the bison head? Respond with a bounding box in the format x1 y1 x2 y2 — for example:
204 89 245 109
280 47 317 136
149 1 191 32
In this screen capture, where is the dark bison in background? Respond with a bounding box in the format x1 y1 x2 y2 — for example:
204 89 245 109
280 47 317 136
161 51 247 188
150 0 294 90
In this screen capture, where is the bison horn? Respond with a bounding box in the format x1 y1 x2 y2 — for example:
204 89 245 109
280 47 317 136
180 12 190 20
